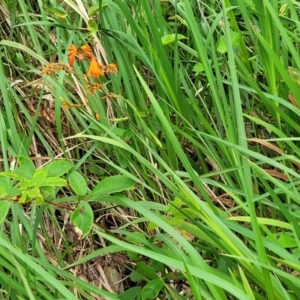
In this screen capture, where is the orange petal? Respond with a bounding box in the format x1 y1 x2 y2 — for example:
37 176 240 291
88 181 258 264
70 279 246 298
80 45 94 60
67 44 78 67
86 58 104 78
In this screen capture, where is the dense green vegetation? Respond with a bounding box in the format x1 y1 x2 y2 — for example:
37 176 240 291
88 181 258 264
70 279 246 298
1 0 300 299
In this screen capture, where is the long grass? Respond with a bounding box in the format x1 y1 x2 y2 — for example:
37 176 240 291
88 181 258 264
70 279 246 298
1 0 300 299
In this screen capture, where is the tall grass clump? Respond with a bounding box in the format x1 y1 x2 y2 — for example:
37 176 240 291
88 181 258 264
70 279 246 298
0 0 300 299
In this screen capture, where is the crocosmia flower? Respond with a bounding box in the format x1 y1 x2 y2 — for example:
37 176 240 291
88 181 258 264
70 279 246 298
86 57 104 78
67 44 95 67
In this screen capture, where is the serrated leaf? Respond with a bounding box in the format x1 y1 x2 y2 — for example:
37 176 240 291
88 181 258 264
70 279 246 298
68 171 87 196
141 278 164 299
161 33 187 45
0 201 10 224
91 175 135 196
70 202 93 239
45 160 73 177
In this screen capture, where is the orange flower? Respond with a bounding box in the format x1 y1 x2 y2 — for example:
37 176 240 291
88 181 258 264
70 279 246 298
67 44 95 67
86 58 104 78
79 45 94 60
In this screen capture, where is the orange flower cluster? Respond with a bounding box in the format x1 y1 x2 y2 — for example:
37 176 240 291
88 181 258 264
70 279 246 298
40 43 118 120
67 44 118 79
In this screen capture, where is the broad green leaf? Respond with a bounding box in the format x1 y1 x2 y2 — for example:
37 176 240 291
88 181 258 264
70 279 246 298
45 160 73 177
91 175 135 196
70 202 94 239
119 287 142 300
14 156 36 179
193 62 204 74
217 31 241 54
151 260 165 273
277 233 297 248
136 261 158 280
31 168 48 185
0 201 10 224
141 278 164 300
41 186 56 199
68 172 87 196
0 177 11 196
129 271 143 282
161 34 187 45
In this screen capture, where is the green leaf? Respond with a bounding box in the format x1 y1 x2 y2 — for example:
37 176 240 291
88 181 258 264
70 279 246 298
19 191 29 203
129 271 143 282
68 171 87 196
151 260 165 273
88 19 98 35
141 278 164 299
31 168 48 185
91 175 135 196
217 31 241 54
41 186 56 199
193 62 204 75
119 287 142 300
0 177 11 196
136 261 158 280
88 3 100 17
161 34 187 45
70 202 94 239
0 171 26 181
28 186 44 204
44 5 68 18
14 156 36 179
45 160 73 177
277 233 297 248
0 201 10 224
